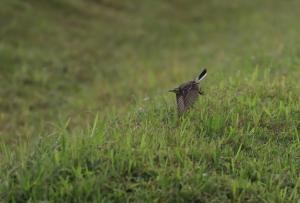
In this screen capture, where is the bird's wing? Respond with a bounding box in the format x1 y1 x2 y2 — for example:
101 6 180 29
176 94 186 115
195 69 207 82
183 84 199 109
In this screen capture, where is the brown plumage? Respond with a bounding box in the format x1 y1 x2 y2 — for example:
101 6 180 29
169 69 207 115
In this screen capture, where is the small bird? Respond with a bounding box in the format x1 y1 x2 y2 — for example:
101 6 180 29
169 69 207 115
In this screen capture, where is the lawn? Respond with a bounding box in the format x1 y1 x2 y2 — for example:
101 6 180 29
1 0 300 202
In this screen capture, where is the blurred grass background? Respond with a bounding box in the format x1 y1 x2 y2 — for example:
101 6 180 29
1 0 299 145
1 0 300 201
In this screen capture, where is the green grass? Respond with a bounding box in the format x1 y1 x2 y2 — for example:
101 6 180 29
1 0 300 202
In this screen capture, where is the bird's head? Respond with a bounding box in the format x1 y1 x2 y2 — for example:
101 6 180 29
168 87 180 93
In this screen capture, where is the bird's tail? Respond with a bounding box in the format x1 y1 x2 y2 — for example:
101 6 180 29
195 69 207 82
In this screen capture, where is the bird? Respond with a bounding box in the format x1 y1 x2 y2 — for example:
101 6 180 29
169 69 207 115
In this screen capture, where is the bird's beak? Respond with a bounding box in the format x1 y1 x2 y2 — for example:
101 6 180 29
169 89 176 93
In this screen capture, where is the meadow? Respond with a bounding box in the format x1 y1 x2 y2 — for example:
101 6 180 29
1 0 300 202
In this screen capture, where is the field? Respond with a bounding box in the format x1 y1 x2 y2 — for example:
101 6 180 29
1 0 300 202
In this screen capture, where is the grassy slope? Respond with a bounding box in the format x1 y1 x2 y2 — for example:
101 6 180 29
1 0 300 202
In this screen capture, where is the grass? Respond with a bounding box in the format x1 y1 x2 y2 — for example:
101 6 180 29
1 0 300 202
